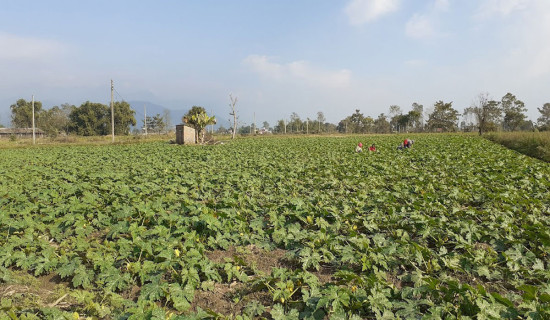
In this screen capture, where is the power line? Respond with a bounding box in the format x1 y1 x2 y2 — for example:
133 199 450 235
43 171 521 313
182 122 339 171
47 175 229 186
113 87 126 102
110 85 170 128
111 80 114 142
111 86 145 119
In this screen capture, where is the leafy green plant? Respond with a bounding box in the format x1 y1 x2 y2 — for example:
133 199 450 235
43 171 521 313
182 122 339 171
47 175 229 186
0 135 548 318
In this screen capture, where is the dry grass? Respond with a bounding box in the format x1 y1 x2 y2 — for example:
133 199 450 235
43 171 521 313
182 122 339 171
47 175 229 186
485 131 550 162
0 133 176 149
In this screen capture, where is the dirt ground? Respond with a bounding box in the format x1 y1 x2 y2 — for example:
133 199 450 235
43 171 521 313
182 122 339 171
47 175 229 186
194 245 334 316
0 272 73 310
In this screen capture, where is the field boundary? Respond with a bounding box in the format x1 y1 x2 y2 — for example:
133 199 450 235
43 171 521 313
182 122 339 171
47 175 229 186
485 132 550 162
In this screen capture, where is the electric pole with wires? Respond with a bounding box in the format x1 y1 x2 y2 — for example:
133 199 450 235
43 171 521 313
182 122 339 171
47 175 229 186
144 104 147 136
110 79 115 142
32 95 36 145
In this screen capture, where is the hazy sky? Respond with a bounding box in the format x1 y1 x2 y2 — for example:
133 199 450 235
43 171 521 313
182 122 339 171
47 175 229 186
1 0 549 127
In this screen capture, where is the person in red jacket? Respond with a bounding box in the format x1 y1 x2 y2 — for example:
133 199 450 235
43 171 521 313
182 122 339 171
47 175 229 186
369 144 376 152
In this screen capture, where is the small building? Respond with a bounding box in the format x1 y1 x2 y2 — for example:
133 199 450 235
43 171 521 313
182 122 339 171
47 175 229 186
175 125 196 144
0 128 45 139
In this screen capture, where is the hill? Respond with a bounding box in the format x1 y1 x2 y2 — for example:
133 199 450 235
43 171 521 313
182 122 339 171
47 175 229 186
128 100 188 130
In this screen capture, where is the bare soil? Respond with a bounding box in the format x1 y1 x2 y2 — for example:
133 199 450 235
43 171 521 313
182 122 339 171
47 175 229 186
194 245 335 316
0 271 73 309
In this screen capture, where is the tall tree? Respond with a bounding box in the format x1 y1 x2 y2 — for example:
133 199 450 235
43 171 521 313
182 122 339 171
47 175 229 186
337 109 372 134
362 116 375 133
537 103 550 131
162 109 172 132
337 117 350 133
262 121 270 130
349 109 365 133
389 105 402 132
411 102 424 130
153 114 165 134
374 113 391 133
389 105 402 117
59 103 76 134
464 93 502 135
113 101 136 135
316 111 326 133
143 115 155 133
69 101 109 136
143 114 165 134
273 119 286 133
10 98 43 128
427 101 460 132
289 112 302 133
37 104 74 137
501 93 527 131
394 114 410 133
324 123 337 133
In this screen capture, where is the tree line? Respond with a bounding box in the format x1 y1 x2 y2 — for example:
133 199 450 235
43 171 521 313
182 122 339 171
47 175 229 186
8 92 550 138
8 99 171 137
263 92 550 135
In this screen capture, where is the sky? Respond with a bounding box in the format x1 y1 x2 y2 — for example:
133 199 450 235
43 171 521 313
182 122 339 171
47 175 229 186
1 0 549 127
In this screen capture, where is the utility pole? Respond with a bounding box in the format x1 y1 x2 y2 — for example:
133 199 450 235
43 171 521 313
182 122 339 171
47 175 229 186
253 112 256 135
144 104 147 136
229 94 238 139
306 118 309 135
110 79 115 142
284 119 287 134
31 95 36 145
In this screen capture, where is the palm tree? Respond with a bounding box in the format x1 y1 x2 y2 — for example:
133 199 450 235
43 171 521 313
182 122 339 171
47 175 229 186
186 112 216 143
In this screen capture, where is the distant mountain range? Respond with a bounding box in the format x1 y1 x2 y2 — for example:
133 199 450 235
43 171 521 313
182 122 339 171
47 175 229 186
128 100 187 129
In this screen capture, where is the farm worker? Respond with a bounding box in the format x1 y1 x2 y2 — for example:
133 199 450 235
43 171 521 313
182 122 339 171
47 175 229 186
404 139 413 148
369 144 376 152
356 142 363 153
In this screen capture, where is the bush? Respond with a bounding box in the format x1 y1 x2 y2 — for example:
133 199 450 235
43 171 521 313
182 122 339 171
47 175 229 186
486 132 550 162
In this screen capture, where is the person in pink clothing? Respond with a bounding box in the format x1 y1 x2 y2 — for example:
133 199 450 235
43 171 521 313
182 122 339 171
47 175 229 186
355 142 363 153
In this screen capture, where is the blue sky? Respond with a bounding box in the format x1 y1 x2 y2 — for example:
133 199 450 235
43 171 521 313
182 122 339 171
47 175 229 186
1 0 549 127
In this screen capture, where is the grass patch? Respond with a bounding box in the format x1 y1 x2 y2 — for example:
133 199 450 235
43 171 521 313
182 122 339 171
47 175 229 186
0 133 176 149
485 131 550 162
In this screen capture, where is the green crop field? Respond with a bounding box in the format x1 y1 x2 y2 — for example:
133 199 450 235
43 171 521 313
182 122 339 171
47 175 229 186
1 135 549 319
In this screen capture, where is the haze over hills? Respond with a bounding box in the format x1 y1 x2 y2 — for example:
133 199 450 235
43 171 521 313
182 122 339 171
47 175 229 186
128 100 186 130
129 101 229 131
